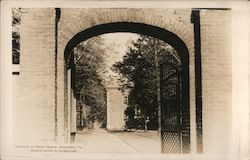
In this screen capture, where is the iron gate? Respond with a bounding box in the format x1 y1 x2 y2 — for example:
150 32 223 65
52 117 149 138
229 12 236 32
160 62 182 154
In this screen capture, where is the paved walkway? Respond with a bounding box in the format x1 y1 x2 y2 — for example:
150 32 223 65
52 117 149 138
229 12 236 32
75 128 161 154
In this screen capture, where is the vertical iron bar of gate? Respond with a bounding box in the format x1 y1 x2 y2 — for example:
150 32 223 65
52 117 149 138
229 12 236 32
176 68 182 153
155 45 161 136
160 64 163 153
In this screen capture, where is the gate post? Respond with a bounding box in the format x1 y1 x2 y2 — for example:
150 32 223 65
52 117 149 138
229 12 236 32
191 9 203 153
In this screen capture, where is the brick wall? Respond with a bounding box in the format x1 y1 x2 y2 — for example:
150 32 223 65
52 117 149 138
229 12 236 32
200 10 232 154
13 8 56 144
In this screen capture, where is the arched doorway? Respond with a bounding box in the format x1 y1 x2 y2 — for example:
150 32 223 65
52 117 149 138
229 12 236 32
64 22 190 153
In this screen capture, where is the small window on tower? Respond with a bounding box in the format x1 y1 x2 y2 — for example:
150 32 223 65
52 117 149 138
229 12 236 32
123 96 128 104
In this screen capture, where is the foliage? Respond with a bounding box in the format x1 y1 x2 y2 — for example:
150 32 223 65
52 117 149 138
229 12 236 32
124 106 135 120
112 35 181 128
12 8 21 64
74 36 107 123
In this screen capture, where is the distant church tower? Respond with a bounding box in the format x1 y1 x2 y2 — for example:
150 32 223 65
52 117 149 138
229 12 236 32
105 82 129 131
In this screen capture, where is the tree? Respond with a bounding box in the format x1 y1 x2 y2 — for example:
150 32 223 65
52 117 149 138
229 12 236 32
74 36 107 127
112 35 181 129
12 8 21 64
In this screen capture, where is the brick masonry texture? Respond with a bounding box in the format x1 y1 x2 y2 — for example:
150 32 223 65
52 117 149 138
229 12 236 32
13 8 232 155
13 8 56 144
200 10 232 154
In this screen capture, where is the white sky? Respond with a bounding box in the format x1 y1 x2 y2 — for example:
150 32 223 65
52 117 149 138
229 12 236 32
100 33 140 85
101 32 139 66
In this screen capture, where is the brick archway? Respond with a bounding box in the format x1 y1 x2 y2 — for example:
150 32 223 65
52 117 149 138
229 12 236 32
56 9 196 153
58 9 194 55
